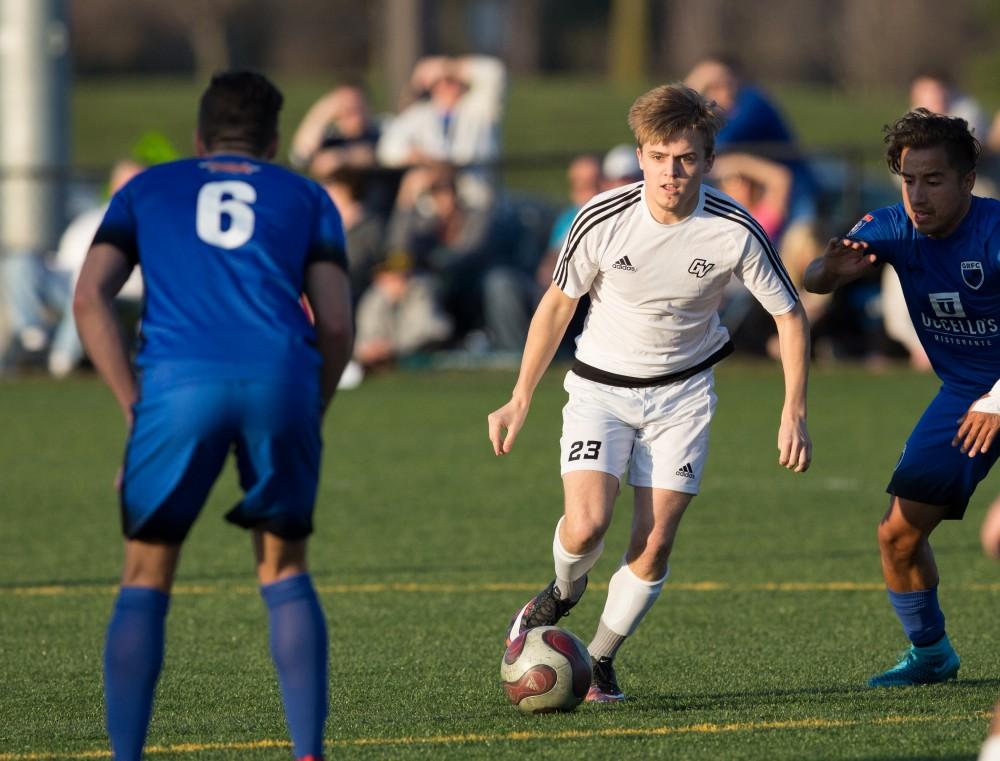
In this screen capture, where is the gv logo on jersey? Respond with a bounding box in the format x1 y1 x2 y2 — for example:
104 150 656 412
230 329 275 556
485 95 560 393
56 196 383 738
688 259 715 278
929 292 966 318
961 261 984 290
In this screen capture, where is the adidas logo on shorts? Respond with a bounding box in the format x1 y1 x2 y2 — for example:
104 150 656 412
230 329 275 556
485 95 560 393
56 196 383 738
675 463 695 478
612 256 637 272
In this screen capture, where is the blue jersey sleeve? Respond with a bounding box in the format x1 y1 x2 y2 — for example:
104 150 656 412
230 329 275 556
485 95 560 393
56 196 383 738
307 190 348 271
93 185 140 265
844 205 906 267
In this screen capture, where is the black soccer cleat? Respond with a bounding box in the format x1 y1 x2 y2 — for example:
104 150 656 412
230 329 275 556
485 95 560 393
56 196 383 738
586 656 626 703
505 578 585 646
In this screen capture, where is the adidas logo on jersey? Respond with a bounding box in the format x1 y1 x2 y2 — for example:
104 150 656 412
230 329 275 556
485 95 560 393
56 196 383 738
612 256 637 272
675 463 695 479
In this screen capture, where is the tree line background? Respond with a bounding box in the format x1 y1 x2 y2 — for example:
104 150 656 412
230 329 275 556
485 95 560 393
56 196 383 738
71 0 1000 107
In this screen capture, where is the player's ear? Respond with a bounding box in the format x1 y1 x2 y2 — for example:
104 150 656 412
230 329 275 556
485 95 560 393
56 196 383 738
961 169 976 194
704 152 716 173
194 131 208 157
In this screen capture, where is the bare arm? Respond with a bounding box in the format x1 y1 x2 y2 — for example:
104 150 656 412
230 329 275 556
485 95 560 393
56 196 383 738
802 237 877 294
712 152 792 218
487 283 579 455
289 90 343 168
304 262 354 411
772 301 812 472
73 243 138 424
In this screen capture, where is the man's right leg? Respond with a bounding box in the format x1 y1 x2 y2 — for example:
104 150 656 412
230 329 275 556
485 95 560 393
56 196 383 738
105 539 181 761
869 495 958 687
255 531 328 761
506 470 617 644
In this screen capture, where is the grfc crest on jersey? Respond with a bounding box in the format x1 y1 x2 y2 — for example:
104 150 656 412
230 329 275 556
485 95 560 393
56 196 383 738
961 261 984 290
688 258 715 278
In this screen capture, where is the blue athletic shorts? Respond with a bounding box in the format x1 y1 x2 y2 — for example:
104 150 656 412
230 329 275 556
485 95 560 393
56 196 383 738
887 386 999 519
120 376 323 543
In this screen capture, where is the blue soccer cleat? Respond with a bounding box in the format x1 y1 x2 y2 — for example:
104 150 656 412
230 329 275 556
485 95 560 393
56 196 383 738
867 635 960 688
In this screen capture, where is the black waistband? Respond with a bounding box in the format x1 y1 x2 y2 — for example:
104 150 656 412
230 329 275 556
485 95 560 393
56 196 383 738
571 340 734 388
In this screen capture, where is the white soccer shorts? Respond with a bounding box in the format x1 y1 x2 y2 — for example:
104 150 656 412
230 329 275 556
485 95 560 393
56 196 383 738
559 368 717 493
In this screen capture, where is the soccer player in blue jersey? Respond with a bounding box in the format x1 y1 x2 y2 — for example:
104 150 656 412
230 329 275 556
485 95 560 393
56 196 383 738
73 72 353 760
804 108 1000 687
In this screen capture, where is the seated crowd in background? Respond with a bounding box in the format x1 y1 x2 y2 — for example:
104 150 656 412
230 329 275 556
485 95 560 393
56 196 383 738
7 54 1000 380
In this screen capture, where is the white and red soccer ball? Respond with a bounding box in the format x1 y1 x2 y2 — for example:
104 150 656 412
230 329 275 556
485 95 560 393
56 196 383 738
500 626 592 713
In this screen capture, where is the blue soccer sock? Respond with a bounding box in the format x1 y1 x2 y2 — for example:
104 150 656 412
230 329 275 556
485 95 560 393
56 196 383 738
261 573 328 759
887 587 946 647
104 586 170 761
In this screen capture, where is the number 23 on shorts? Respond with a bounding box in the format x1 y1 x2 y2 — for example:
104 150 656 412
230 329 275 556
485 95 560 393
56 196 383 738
567 440 602 461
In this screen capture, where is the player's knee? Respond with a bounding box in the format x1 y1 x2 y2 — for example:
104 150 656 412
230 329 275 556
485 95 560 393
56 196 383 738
877 519 920 560
561 515 607 554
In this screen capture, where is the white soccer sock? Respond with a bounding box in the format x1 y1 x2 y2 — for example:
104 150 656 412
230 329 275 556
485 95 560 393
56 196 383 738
980 736 1000 761
597 560 668 638
552 517 603 602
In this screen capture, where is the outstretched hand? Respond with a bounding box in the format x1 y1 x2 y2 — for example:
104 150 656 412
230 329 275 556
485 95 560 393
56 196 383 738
821 237 877 277
487 398 529 456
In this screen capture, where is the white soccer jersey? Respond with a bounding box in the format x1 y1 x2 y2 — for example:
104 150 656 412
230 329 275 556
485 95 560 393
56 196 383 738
553 181 798 380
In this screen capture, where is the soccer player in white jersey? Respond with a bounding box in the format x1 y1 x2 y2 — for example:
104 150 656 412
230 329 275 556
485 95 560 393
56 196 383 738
487 83 812 702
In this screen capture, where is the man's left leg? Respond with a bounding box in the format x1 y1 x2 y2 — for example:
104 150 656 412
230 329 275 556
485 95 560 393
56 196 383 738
587 487 693 702
868 496 959 687
255 531 328 761
104 539 181 761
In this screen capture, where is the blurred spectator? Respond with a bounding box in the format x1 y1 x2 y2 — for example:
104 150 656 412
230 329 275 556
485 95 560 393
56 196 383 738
686 55 819 229
601 143 642 190
909 70 988 140
385 162 498 338
484 153 603 352
712 152 791 241
353 250 452 369
319 167 386 301
2 159 145 377
377 55 506 209
290 82 380 177
53 159 146 376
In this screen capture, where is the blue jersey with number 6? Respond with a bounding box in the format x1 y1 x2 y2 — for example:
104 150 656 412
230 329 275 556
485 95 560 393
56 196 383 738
93 154 347 379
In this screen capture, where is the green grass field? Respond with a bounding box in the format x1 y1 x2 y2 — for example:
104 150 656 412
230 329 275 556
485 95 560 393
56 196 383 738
1 362 998 759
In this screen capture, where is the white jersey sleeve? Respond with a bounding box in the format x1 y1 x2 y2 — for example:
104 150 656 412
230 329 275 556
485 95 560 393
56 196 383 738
733 226 798 316
552 185 642 299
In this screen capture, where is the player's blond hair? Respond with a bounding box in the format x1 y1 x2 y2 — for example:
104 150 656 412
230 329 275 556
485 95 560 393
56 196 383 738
627 83 724 155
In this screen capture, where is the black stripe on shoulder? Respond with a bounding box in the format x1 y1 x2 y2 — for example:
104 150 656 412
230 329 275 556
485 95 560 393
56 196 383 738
704 189 778 247
555 189 642 289
562 184 641 255
307 242 348 271
703 196 798 300
92 225 140 267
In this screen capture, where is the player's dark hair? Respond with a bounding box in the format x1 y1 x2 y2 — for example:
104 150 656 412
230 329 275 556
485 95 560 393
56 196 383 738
884 108 981 176
198 70 284 156
628 83 725 155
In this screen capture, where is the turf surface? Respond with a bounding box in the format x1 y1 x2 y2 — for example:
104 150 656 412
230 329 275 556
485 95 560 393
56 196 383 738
1 362 998 759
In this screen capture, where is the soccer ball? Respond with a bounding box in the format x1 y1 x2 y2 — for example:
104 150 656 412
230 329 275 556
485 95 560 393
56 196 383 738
500 626 592 713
